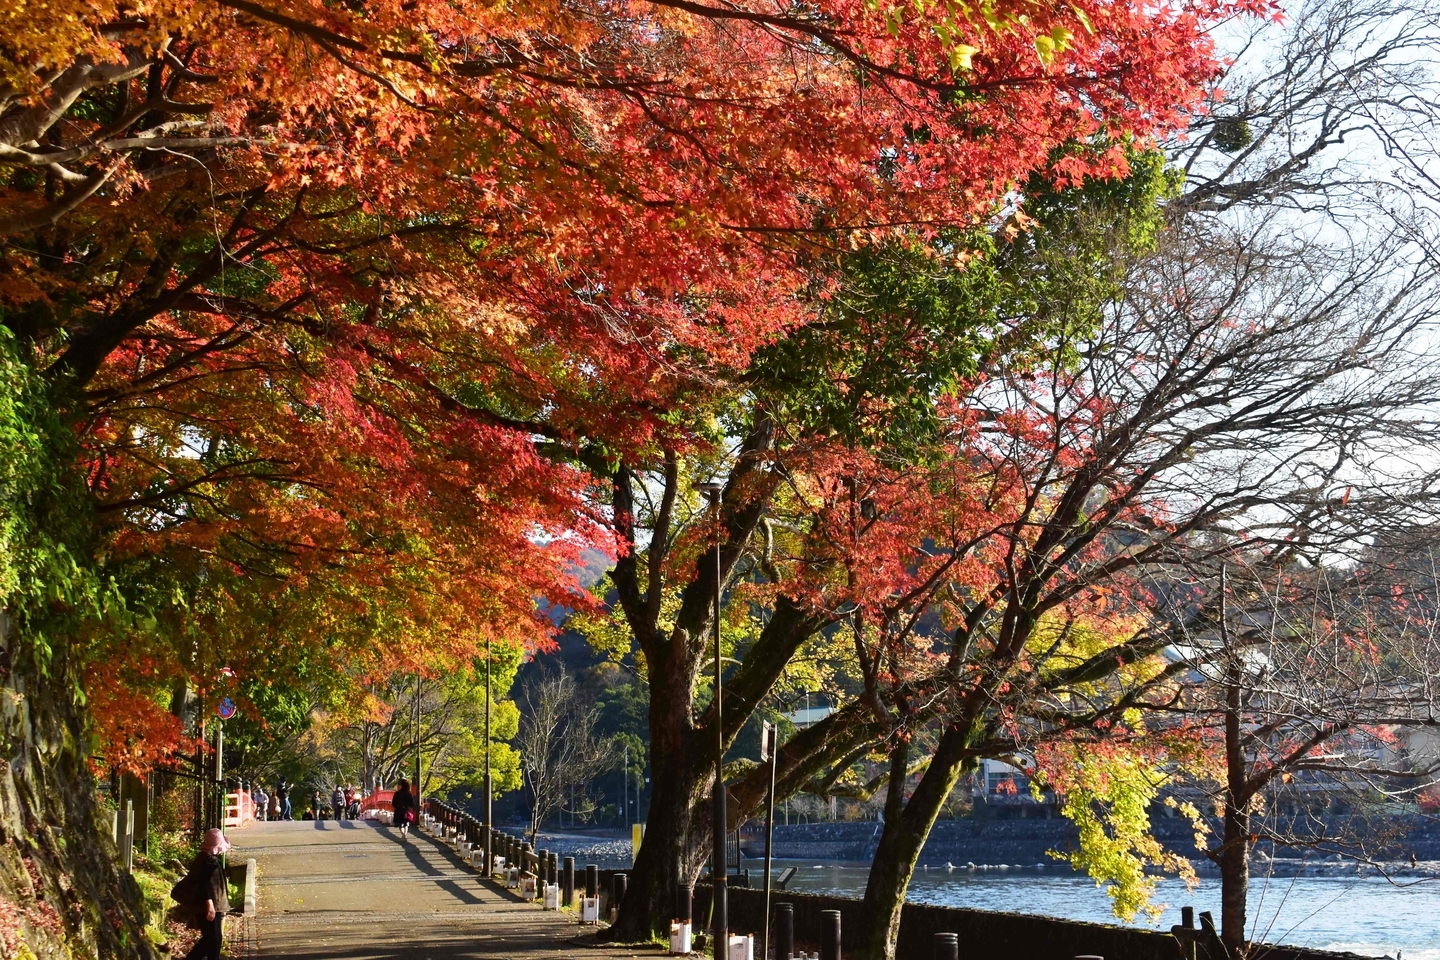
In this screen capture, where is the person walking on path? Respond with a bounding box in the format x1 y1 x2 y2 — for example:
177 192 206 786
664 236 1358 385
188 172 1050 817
276 780 291 820
182 828 231 960
391 778 415 837
331 785 346 820
252 784 268 822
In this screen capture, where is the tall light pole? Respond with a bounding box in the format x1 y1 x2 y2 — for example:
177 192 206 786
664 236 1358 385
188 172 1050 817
484 633 493 872
413 681 422 808
697 480 726 960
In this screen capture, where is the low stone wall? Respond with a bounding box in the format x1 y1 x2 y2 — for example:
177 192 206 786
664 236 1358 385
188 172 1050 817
693 886 1379 960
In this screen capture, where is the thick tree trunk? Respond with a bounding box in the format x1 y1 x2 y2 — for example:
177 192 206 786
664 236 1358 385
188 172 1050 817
1220 649 1250 956
0 610 157 960
857 727 975 960
605 660 708 941
1219 800 1250 956
856 740 911 959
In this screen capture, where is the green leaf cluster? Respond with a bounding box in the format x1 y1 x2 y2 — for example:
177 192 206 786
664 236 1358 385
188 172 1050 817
0 327 118 680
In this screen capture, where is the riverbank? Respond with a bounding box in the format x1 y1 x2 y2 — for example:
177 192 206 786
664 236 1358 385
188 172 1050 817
525 825 1435 958
742 816 1440 878
769 860 1437 958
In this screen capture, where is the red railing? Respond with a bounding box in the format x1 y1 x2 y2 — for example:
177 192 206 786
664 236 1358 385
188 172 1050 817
225 789 256 827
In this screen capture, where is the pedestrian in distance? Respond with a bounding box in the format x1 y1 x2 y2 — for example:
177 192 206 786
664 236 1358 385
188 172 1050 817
344 785 357 819
331 785 346 820
310 788 321 820
176 828 230 960
391 778 415 837
267 787 280 821
252 784 268 822
276 779 291 820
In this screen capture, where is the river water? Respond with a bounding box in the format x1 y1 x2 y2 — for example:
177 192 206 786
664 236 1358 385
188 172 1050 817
766 859 1438 960
533 831 1437 959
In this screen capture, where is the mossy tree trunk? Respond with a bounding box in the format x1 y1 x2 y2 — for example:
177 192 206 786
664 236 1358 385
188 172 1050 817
0 611 157 960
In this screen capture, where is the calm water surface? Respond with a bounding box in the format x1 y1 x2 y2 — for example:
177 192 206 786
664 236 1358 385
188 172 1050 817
534 832 1437 959
762 860 1439 960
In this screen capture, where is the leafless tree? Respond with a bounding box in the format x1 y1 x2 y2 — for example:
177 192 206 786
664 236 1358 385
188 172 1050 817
315 670 513 798
1170 0 1440 218
1150 552 1440 955
793 209 1440 959
517 665 620 843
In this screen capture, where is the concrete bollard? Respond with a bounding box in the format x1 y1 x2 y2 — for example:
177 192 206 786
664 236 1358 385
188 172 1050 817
562 857 575 907
934 933 959 960
585 863 599 899
820 910 841 960
773 903 793 960
677 884 692 923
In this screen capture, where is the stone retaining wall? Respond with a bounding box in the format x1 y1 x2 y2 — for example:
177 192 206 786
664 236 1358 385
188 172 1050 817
749 816 1440 868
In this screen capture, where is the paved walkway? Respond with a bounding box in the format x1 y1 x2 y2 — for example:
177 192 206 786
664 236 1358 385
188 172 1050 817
227 820 666 959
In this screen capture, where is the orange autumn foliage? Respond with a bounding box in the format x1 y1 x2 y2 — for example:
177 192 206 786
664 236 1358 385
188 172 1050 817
0 0 1264 767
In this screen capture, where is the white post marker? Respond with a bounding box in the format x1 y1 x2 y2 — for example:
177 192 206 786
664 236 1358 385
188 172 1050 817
726 934 753 960
669 922 692 956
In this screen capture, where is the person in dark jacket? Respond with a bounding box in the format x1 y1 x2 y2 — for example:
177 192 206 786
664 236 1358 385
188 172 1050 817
183 829 230 960
391 778 415 837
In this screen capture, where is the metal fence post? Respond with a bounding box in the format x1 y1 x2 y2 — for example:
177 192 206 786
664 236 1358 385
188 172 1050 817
820 909 841 960
612 872 627 910
773 903 793 960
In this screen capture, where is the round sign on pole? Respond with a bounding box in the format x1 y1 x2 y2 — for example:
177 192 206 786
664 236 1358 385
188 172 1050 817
216 697 237 720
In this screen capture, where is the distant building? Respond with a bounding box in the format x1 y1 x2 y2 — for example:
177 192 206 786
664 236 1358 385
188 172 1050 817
784 704 833 730
973 757 1051 814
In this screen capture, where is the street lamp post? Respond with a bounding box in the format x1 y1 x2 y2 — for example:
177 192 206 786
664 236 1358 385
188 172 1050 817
697 480 726 960
484 634 493 872
413 682 422 809
761 720 778 960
